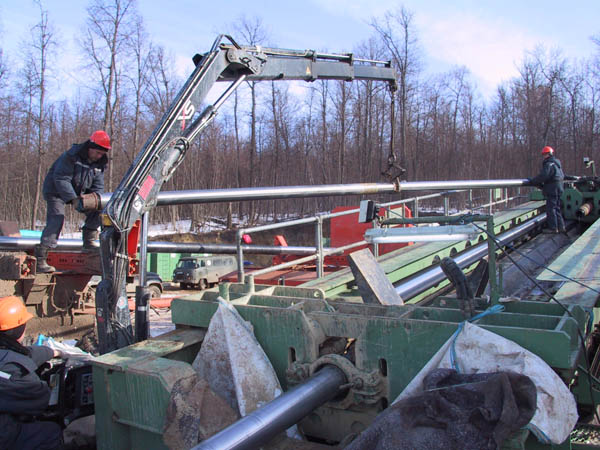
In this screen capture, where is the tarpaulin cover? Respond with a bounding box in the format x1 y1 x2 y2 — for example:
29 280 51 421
396 322 578 445
345 368 536 450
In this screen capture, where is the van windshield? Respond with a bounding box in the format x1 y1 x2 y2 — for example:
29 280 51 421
177 260 197 269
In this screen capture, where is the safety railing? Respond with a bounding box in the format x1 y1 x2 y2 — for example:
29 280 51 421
235 187 526 283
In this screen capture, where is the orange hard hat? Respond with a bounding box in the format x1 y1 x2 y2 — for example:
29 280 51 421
90 130 111 150
0 296 33 331
541 146 554 155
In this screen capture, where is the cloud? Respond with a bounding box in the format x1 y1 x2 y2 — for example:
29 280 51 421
308 0 396 21
307 1 544 98
416 12 540 96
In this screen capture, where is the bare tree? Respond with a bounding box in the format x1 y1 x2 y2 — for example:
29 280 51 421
23 0 56 229
80 0 138 189
124 15 151 162
230 15 269 223
371 7 421 170
0 49 8 93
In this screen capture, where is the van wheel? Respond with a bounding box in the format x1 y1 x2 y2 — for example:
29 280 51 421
180 283 187 290
149 285 162 298
199 279 207 290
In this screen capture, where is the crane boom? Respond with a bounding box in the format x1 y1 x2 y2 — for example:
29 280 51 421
96 35 398 353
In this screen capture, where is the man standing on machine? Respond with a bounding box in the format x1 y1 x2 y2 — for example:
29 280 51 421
35 130 110 273
528 146 566 234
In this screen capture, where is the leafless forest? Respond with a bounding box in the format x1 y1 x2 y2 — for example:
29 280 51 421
1 0 599 231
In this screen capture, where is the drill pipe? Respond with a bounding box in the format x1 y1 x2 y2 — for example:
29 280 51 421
0 237 336 256
193 365 347 450
98 179 528 207
145 241 341 255
576 202 593 218
395 213 546 300
0 237 83 251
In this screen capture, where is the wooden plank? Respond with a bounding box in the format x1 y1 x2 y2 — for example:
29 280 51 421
347 248 403 305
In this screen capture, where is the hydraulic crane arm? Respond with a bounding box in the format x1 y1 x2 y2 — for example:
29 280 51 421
97 35 398 353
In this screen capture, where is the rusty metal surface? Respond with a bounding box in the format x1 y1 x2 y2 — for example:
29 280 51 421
163 373 238 450
47 251 102 275
0 252 35 279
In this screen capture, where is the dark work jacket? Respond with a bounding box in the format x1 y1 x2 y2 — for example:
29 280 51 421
530 155 565 197
0 345 55 445
0 345 54 414
42 141 108 204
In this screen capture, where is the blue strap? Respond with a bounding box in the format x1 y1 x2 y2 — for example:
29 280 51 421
526 423 552 444
449 305 505 373
448 305 554 445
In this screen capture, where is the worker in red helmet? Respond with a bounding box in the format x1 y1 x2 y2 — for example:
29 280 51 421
0 296 64 450
527 146 566 234
35 130 111 272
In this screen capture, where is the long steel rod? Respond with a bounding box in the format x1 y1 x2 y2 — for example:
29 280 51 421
395 213 546 300
193 365 347 450
99 180 528 207
0 237 340 256
0 237 84 251
139 213 149 286
146 242 341 255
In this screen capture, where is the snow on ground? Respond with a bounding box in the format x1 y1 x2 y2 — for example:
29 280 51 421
149 306 176 337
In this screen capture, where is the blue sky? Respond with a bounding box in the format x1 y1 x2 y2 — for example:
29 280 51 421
0 0 598 100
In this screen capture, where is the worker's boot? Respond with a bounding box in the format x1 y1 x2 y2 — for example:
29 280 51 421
34 245 55 273
82 229 100 251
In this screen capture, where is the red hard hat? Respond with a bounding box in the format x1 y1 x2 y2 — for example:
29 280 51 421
541 146 554 155
0 296 33 331
90 130 111 150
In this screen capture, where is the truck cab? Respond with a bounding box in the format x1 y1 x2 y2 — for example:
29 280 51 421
173 255 236 290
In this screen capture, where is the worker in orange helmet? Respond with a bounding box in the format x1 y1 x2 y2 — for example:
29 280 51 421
527 146 566 234
35 130 111 273
0 296 64 450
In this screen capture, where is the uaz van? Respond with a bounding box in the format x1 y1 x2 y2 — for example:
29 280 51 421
173 255 237 290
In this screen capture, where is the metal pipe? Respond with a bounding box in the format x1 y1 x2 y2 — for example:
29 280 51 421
193 365 347 450
316 216 324 278
139 213 149 287
236 230 244 283
99 180 529 208
0 236 339 257
146 242 340 255
577 201 593 218
0 236 83 251
135 213 151 343
100 183 397 207
0 236 343 257
395 213 546 300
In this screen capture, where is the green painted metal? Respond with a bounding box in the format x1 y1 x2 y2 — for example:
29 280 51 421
93 281 587 448
539 217 600 285
303 202 544 301
563 185 600 223
166 289 584 443
146 252 195 281
92 202 596 449
92 329 205 450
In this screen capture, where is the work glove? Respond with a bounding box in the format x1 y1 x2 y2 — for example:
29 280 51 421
76 192 101 213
